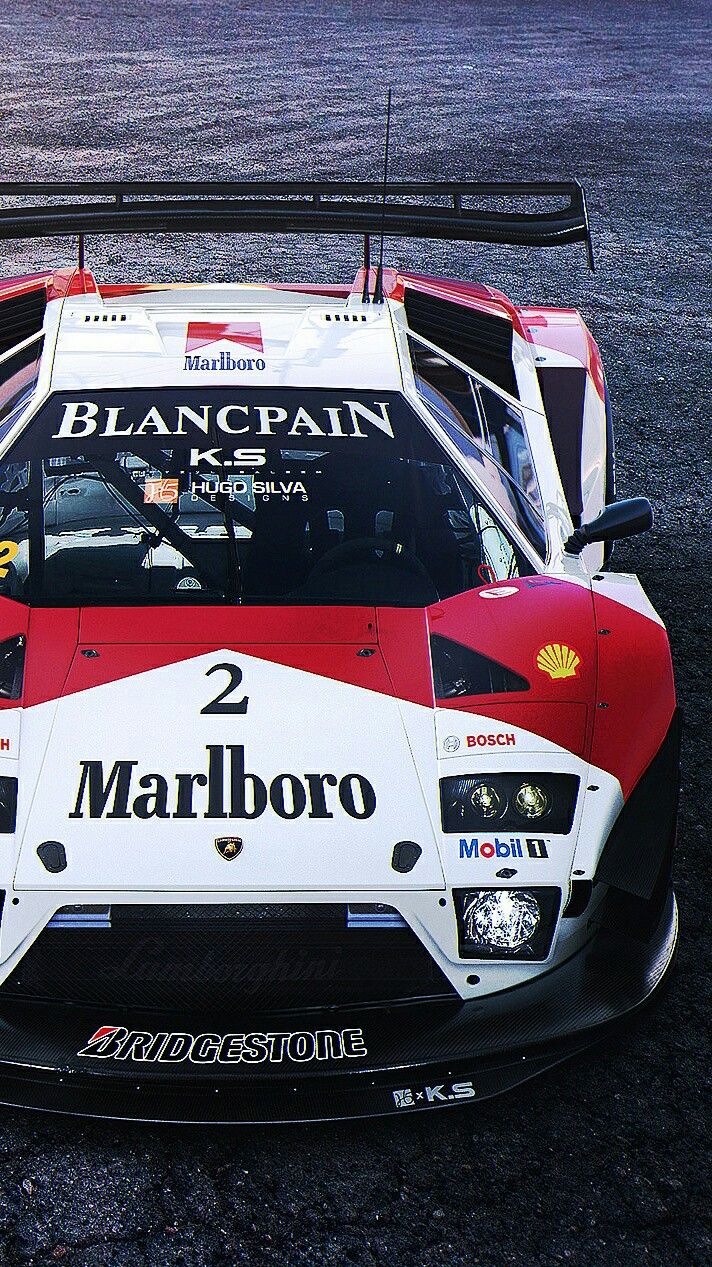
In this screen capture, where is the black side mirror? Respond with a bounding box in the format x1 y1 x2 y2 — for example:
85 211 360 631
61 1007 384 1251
564 497 653 556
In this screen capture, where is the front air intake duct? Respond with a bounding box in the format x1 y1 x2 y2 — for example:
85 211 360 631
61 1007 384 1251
431 634 529 700
0 635 25 700
0 779 17 833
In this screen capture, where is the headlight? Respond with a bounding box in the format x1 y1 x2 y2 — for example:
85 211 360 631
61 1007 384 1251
469 782 503 819
441 772 579 834
463 889 540 947
513 782 551 820
453 887 561 960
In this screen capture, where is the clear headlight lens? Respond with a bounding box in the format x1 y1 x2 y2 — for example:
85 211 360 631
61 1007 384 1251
462 889 540 949
453 886 562 960
513 782 551 820
469 782 502 819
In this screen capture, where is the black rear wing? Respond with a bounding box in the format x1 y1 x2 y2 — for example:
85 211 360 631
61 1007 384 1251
0 179 594 270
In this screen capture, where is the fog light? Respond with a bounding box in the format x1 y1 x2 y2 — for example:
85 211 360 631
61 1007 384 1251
454 886 561 960
462 889 540 949
469 782 503 819
513 781 550 820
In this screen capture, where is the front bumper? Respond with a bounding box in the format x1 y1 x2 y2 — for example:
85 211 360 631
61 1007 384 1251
0 886 677 1122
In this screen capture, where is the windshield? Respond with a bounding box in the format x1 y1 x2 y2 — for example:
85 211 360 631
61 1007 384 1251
0 389 534 607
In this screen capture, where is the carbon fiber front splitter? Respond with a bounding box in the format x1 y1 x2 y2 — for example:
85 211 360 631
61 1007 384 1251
0 890 677 1123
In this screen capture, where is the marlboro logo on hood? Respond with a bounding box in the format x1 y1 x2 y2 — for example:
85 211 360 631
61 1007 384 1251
185 322 264 354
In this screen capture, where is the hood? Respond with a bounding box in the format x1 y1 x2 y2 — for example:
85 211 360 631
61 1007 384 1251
1 575 637 898
11 605 445 893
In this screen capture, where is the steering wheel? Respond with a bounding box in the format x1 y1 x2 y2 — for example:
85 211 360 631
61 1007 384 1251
308 536 434 585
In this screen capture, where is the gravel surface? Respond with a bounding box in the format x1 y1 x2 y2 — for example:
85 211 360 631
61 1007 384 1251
0 1 710 1264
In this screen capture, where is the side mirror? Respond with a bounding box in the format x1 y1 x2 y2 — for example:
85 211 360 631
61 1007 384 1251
564 497 653 556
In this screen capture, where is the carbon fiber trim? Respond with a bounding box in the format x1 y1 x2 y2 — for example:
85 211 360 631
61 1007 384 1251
0 887 677 1122
0 905 456 1013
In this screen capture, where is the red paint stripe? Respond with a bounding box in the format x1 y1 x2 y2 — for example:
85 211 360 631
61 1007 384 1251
0 583 676 801
185 321 263 354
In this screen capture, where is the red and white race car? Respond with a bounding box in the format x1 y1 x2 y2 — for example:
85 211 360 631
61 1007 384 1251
0 182 678 1120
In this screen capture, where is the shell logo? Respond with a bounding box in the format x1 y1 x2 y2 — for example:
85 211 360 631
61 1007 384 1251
536 643 581 680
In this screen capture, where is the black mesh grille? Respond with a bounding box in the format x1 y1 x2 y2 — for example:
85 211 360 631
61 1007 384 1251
404 288 518 399
0 287 47 356
0 904 456 1014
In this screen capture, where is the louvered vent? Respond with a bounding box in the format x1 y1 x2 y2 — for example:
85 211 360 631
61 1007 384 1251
322 312 369 323
82 312 129 323
404 288 519 399
0 288 47 357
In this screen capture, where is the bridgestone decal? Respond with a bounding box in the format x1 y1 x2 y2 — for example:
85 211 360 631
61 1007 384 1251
77 1026 368 1064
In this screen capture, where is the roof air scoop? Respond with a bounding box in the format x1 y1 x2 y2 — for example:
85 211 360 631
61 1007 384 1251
404 288 519 398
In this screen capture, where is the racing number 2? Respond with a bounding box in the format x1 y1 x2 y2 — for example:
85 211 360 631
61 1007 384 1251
201 663 248 714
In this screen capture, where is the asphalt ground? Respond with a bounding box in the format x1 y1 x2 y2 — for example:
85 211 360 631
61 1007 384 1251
0 1 710 1263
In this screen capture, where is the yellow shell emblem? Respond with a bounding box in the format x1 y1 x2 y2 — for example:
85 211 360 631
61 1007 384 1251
536 643 581 680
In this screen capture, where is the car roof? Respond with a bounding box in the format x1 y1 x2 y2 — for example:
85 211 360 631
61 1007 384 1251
46 284 403 393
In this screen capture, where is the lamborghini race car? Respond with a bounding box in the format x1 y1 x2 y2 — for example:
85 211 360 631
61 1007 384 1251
0 181 679 1121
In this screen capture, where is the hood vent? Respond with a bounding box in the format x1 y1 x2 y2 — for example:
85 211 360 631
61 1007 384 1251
323 312 369 323
82 312 129 323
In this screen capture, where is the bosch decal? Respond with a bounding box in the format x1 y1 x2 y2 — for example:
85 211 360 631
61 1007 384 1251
466 733 516 748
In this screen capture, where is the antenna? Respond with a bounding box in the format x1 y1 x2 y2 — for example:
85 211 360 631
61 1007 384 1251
372 87 392 304
361 233 371 303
